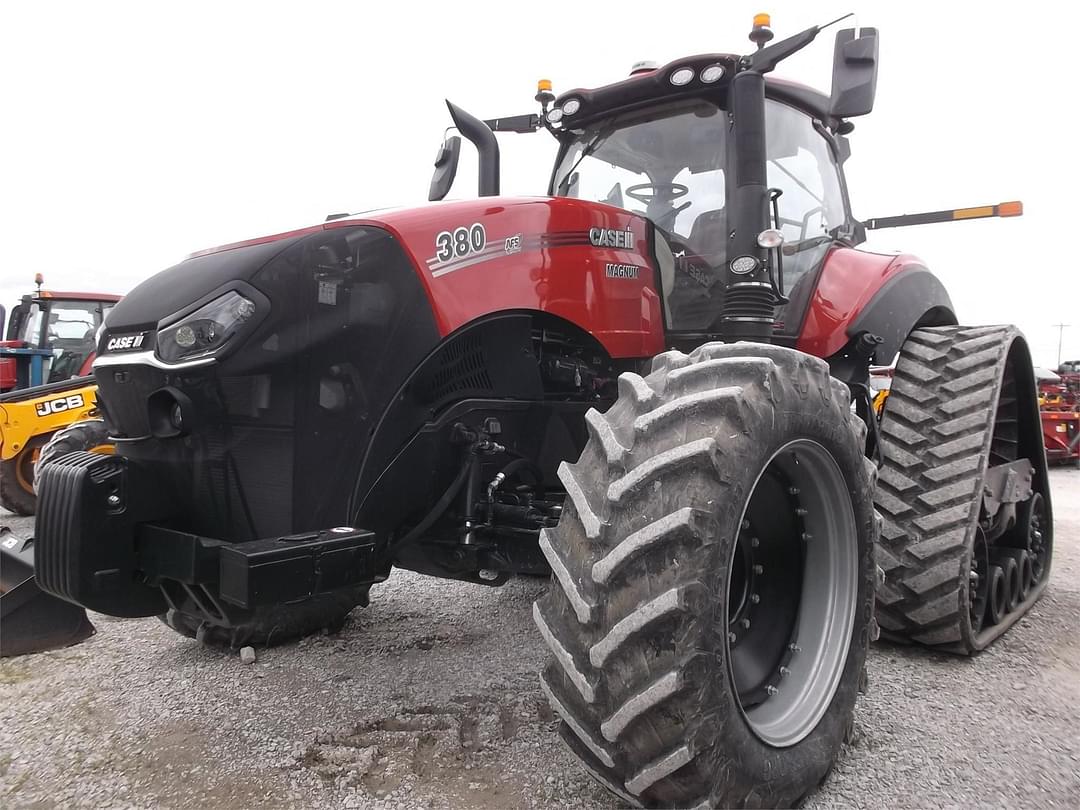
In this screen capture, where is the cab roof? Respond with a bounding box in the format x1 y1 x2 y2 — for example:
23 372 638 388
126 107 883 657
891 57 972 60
552 54 838 129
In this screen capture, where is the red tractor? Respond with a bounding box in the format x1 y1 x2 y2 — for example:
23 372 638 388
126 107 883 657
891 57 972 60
24 15 1050 808
1038 366 1080 464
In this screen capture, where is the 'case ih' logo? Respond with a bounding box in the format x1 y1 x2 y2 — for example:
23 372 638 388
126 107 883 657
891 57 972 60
106 333 145 351
589 227 634 249
36 394 85 417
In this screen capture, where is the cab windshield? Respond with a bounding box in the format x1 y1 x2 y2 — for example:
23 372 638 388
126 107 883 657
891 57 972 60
552 100 729 329
552 100 728 254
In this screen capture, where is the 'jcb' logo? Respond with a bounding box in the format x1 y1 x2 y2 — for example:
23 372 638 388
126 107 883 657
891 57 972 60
36 394 85 417
106 333 145 351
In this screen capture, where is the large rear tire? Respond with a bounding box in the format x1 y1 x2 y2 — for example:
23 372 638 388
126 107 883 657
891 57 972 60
533 343 878 808
874 325 1052 653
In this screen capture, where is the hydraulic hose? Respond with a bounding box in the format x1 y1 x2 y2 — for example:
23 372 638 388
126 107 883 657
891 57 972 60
486 457 545 524
395 456 474 549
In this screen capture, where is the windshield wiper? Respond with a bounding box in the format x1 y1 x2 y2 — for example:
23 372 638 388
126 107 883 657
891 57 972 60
556 127 617 196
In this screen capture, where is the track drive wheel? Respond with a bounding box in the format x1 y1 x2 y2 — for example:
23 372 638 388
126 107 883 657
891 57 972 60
533 343 878 809
874 325 1052 654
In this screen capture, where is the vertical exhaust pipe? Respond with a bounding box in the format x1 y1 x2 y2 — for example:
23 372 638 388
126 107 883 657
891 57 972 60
446 101 500 197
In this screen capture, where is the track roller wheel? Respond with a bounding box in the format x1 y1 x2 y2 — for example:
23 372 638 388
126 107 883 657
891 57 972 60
987 565 1007 625
533 343 877 808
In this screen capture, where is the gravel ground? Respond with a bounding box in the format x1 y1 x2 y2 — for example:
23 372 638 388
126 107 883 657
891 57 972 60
2 468 1078 809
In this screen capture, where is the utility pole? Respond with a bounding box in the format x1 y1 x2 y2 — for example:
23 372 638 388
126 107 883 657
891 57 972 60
1054 323 1070 368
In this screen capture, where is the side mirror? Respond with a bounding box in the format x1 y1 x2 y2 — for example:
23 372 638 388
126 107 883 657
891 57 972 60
6 302 28 341
428 135 462 202
0 304 5 339
829 27 878 118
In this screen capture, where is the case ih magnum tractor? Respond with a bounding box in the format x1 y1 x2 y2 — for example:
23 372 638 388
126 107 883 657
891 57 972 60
28 15 1050 808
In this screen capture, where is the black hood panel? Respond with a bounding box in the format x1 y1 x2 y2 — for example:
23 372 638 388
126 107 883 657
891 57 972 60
105 236 307 332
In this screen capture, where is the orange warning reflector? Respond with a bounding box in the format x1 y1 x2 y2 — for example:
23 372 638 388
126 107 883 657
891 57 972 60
997 200 1023 217
753 12 771 27
953 206 994 220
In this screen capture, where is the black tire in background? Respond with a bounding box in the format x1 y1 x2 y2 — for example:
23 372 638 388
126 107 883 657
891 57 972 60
160 586 370 648
34 419 113 491
534 343 878 809
874 326 1052 654
0 445 38 516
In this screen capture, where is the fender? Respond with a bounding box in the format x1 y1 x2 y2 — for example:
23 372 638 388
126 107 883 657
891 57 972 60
847 266 957 363
349 311 618 532
797 248 957 363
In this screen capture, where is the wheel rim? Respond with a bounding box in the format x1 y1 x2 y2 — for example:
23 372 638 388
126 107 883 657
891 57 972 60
725 439 859 748
1027 492 1049 584
968 527 990 634
14 448 39 494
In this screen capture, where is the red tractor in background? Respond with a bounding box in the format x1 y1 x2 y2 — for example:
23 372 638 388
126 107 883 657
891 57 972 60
0 277 119 392
19 14 1050 808
1038 365 1080 464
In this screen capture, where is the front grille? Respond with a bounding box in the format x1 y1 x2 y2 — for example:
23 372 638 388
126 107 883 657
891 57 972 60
416 334 493 404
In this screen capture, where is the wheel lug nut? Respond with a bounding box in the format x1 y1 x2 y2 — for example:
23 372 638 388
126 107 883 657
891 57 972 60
788 487 800 496
795 508 808 516
802 532 813 542
742 519 751 530
789 642 801 652
741 618 751 630
750 594 760 604
779 666 790 677
752 564 764 575
751 537 760 548
728 631 737 644
766 685 778 696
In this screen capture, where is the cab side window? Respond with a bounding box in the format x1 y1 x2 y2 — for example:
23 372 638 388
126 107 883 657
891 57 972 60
765 102 847 290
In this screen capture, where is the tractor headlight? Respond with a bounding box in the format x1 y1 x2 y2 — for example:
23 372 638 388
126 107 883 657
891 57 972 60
156 291 258 364
669 67 695 86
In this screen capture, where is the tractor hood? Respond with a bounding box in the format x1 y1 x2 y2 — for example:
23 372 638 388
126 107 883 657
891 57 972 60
96 195 660 367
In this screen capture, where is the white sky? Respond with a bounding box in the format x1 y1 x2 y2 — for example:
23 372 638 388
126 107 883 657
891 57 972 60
3 0 1078 366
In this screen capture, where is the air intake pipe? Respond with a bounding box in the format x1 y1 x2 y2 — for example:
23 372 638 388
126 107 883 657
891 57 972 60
720 69 778 343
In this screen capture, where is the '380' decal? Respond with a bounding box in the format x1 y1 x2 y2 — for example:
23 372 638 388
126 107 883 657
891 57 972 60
435 223 486 262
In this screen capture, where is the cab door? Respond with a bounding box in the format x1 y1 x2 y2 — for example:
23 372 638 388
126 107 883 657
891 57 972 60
763 100 853 340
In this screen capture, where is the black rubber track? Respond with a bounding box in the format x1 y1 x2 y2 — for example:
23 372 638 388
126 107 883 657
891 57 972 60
34 419 112 492
533 342 878 809
874 325 1051 654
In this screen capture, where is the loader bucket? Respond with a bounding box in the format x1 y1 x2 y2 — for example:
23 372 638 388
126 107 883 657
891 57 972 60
1 527 95 656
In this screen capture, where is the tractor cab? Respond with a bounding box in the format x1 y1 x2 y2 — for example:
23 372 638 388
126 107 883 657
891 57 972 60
434 13 878 344
0 277 120 391
547 79 854 335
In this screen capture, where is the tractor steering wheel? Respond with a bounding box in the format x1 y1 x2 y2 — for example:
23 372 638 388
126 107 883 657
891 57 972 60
627 183 691 230
625 182 689 205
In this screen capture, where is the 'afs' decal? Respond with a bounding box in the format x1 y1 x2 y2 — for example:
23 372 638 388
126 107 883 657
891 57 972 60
106 333 145 351
37 394 85 417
